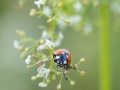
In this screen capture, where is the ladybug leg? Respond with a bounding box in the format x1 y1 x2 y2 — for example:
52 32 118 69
62 66 69 80
56 63 61 68
56 63 59 68
63 73 68 80
65 65 69 71
56 64 59 68
63 71 68 80
63 64 69 71
53 59 57 63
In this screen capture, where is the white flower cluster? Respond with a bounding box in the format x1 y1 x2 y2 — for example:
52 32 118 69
37 64 49 78
41 30 48 39
24 54 50 87
37 39 55 51
34 0 51 16
34 0 45 9
36 64 50 87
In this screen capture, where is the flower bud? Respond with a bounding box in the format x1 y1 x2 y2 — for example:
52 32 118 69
36 60 45 67
57 72 62 76
26 65 32 69
18 47 24 52
58 2 63 7
82 0 88 5
80 58 85 63
65 20 71 25
80 71 85 76
73 64 79 69
16 30 20 34
25 47 29 52
93 1 99 8
40 39 45 44
16 30 25 36
47 19 52 23
52 74 56 80
70 81 75 85
32 54 37 59
57 84 61 90
64 70 70 74
31 76 37 80
29 9 36 16
46 78 51 84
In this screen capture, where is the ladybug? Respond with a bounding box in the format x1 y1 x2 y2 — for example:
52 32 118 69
52 49 71 70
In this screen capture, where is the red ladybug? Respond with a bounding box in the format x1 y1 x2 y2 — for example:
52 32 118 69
52 49 71 70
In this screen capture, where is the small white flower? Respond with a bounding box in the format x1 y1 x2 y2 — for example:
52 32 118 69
70 81 75 85
37 39 55 51
37 63 45 72
44 39 55 49
68 15 82 24
36 70 44 77
37 64 50 78
57 84 61 90
83 23 93 34
38 82 47 87
44 6 51 16
44 68 50 78
36 64 45 77
37 44 46 51
34 0 45 9
25 55 31 64
13 40 21 49
41 30 48 38
58 31 64 39
74 2 82 12
54 39 61 47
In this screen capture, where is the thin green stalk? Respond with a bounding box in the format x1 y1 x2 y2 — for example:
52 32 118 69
99 0 111 90
59 74 63 85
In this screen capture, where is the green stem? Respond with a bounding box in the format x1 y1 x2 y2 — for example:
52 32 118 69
59 74 63 85
66 75 72 82
50 60 54 72
99 1 111 90
30 60 37 64
76 69 80 73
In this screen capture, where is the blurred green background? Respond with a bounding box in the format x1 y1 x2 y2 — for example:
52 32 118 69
0 0 120 90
